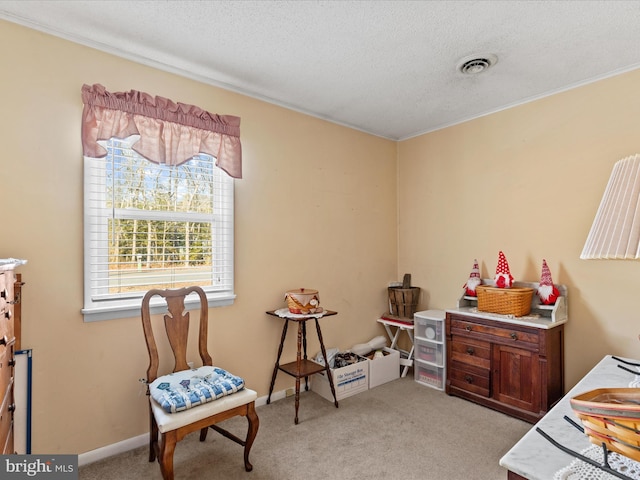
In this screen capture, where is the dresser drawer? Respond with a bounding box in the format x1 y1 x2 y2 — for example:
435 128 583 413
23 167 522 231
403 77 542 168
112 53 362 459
449 367 490 397
0 387 14 453
0 346 14 404
449 315 539 350
0 272 14 343
0 313 12 352
450 336 490 370
0 273 7 322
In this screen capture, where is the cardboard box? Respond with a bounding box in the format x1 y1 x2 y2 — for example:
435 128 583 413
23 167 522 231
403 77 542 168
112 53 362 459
312 356 369 402
365 347 400 388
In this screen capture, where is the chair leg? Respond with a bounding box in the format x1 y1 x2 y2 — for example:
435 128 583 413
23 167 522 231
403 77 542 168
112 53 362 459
149 409 158 462
244 402 260 472
159 431 177 480
199 427 208 442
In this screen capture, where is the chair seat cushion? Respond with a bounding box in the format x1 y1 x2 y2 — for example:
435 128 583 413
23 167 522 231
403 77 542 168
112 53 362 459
149 366 245 414
151 387 257 433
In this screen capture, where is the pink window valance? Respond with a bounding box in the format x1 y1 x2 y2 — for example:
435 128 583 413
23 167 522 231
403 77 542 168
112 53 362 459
81 84 242 178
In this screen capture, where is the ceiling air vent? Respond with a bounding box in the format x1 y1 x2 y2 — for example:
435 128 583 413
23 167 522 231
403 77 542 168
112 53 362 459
457 54 498 75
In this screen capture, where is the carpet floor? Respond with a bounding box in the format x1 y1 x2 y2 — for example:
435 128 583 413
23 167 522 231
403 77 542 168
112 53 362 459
79 376 531 479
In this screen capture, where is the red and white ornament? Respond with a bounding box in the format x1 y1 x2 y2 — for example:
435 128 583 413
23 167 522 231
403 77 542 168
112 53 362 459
494 251 514 288
463 259 482 296
537 259 560 305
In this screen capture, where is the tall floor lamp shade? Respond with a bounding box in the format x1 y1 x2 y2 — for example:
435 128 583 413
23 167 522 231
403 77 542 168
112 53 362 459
581 154 640 259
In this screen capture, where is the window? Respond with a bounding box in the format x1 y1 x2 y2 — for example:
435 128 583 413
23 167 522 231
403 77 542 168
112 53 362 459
80 84 242 321
82 137 235 321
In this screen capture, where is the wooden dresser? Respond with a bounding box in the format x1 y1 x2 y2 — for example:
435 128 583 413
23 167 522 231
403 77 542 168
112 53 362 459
0 262 23 454
445 281 567 424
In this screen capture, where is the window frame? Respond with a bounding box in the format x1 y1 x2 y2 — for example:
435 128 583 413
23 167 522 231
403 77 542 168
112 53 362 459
82 138 236 322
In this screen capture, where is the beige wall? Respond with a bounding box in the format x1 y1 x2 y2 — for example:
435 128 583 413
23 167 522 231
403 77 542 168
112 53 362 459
398 68 640 392
0 21 397 454
4 18 640 456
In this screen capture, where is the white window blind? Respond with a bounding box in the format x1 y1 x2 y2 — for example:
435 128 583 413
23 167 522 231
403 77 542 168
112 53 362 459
82 136 235 321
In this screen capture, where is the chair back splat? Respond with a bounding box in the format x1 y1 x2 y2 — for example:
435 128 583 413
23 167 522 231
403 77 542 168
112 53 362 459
140 286 259 480
142 286 212 382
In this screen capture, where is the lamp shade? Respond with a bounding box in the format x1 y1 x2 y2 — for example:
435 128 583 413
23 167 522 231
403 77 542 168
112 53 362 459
581 154 640 259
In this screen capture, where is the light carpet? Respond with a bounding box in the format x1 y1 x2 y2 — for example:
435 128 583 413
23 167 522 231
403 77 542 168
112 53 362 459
79 376 531 479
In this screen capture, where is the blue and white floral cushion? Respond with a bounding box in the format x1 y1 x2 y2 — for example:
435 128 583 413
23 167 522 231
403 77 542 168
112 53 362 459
149 366 245 414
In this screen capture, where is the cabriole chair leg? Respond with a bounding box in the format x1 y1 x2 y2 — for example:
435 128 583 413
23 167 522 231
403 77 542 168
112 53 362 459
244 404 259 471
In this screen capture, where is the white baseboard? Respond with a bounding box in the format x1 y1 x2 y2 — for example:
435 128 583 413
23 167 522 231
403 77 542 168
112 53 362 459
79 390 280 467
78 434 148 467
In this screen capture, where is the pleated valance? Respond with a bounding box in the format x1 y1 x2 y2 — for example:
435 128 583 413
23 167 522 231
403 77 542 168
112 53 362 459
80 84 242 178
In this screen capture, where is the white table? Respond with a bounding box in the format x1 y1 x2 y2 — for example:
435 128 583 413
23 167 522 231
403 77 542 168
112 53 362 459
376 317 414 377
500 355 640 479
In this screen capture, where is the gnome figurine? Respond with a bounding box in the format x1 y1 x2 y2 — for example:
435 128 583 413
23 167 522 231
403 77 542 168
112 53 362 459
494 251 514 288
463 259 482 296
538 259 560 305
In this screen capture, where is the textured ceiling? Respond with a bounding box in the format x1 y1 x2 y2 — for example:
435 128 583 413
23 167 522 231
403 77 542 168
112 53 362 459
2 0 640 140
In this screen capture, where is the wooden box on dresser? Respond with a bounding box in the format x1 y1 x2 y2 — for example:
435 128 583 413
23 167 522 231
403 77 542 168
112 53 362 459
445 281 567 424
0 261 24 455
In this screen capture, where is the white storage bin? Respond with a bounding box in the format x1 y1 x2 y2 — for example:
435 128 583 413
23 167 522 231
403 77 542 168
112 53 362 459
413 310 446 391
413 310 445 342
414 360 445 390
415 340 444 366
312 356 369 402
365 347 400 388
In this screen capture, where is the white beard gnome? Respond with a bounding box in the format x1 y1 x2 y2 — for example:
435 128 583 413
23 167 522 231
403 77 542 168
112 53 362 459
537 259 560 305
463 259 482 296
494 251 514 288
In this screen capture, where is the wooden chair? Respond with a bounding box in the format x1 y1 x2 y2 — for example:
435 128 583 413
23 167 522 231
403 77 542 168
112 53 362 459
141 286 259 480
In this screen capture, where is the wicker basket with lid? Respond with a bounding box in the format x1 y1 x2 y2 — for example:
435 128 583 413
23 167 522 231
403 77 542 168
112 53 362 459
284 288 322 314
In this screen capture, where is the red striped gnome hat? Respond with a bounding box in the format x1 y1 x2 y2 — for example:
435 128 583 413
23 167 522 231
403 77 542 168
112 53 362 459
494 251 514 288
464 259 482 295
538 259 559 304
469 259 480 278
540 259 553 286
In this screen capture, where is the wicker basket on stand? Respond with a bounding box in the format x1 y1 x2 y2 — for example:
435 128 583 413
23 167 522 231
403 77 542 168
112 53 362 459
388 286 420 318
387 274 420 319
475 285 534 317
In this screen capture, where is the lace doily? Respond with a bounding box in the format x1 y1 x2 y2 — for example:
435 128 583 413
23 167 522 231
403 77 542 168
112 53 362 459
554 444 640 479
273 308 326 319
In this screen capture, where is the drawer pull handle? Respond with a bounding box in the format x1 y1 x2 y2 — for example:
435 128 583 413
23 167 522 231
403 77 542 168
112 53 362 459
466 347 475 355
510 332 518 340
0 336 7 346
464 375 473 383
465 325 472 332
4 310 10 320
8 404 15 413
8 360 15 367
0 289 6 299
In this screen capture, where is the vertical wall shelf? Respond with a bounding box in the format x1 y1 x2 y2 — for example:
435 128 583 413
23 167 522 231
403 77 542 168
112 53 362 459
413 310 446 391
